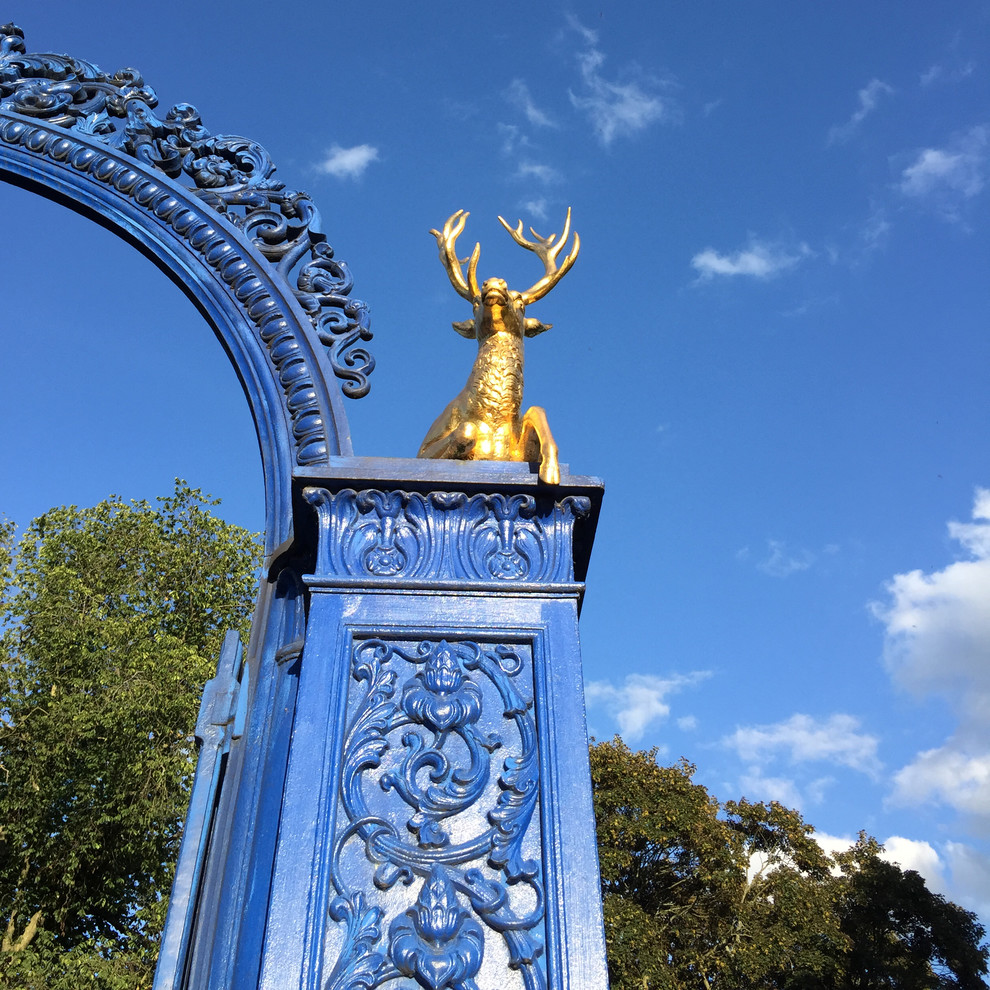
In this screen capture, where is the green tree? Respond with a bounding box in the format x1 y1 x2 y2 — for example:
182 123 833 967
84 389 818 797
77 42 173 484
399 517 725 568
0 484 261 989
835 834 989 990
590 737 989 990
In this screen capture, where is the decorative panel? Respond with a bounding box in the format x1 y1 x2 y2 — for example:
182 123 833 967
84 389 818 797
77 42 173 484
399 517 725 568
323 636 546 990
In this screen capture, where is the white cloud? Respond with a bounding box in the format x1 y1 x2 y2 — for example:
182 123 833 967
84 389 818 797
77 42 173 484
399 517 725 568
872 488 990 699
814 832 990 916
497 123 529 157
921 61 975 87
873 489 990 830
814 831 856 860
898 125 988 219
828 79 894 145
944 842 990 917
315 143 380 180
564 12 599 47
882 835 947 885
677 715 698 731
901 147 984 198
514 161 561 184
757 539 816 578
724 713 882 777
521 198 548 221
567 39 673 146
861 205 891 250
817 833 990 917
738 768 807 809
505 79 556 128
585 671 710 742
815 832 942 879
890 749 990 823
691 239 811 281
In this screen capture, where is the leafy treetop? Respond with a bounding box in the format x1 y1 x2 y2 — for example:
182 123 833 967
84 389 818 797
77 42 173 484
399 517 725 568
591 737 989 990
0 484 261 989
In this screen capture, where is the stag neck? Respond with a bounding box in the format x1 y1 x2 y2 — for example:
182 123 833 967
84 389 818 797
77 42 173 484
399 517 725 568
466 331 526 412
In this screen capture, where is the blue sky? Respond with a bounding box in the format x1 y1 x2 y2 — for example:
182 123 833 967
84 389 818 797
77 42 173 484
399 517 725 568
3 2 990 928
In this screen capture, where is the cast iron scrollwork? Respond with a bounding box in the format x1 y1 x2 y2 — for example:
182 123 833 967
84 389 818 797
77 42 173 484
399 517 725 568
304 487 591 584
324 638 545 990
0 23 374 399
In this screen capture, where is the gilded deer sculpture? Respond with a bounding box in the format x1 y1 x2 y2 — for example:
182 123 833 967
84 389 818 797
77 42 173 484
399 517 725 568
418 209 580 485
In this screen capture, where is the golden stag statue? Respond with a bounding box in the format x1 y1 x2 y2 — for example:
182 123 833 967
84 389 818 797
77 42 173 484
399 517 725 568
418 209 580 485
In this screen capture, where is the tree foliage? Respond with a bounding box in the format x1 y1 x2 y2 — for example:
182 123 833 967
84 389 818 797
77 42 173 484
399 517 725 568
591 737 989 990
1 488 987 989
0 484 261 988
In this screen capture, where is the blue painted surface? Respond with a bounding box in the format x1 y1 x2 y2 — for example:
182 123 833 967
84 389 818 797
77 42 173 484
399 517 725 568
0 26 610 989
249 466 609 990
155 631 243 990
154 465 609 990
0 24 372 555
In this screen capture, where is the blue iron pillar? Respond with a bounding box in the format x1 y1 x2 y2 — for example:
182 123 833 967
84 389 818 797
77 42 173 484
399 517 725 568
161 460 609 990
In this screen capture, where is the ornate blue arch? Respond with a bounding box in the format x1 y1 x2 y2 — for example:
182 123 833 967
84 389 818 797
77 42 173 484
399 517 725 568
0 24 374 553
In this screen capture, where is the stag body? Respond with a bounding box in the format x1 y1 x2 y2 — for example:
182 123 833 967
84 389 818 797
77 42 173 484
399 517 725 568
418 210 579 485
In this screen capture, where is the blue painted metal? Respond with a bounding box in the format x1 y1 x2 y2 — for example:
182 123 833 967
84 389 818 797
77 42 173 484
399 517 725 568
155 631 244 990
1 25 610 990
153 461 609 990
247 460 608 990
0 23 373 556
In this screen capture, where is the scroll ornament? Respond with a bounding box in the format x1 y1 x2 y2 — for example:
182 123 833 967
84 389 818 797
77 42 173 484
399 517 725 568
0 23 374 398
325 638 545 990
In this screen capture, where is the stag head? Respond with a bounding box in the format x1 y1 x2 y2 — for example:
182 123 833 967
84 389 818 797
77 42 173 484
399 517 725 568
429 209 580 338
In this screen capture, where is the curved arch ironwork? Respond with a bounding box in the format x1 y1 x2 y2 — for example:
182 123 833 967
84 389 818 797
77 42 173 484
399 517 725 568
0 23 375 553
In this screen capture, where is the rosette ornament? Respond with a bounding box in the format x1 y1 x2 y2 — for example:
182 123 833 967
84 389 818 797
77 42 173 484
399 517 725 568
389 866 484 990
401 641 482 734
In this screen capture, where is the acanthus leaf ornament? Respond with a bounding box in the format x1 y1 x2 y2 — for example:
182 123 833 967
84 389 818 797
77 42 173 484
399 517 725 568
325 893 388 990
0 23 374 401
304 487 590 585
326 638 546 990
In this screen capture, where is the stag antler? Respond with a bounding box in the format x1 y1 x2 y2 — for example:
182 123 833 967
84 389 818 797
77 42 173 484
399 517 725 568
430 210 481 302
497 207 580 305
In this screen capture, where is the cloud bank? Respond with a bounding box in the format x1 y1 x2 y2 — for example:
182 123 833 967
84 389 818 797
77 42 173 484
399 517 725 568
872 488 990 832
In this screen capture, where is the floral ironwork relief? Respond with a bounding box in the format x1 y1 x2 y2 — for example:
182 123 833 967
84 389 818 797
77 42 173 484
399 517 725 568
324 638 545 990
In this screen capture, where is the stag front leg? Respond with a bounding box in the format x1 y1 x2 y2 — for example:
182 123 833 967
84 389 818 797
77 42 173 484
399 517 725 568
520 405 560 485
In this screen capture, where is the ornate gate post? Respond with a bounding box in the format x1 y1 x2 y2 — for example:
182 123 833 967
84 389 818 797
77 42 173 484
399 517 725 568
163 460 610 990
251 459 609 990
